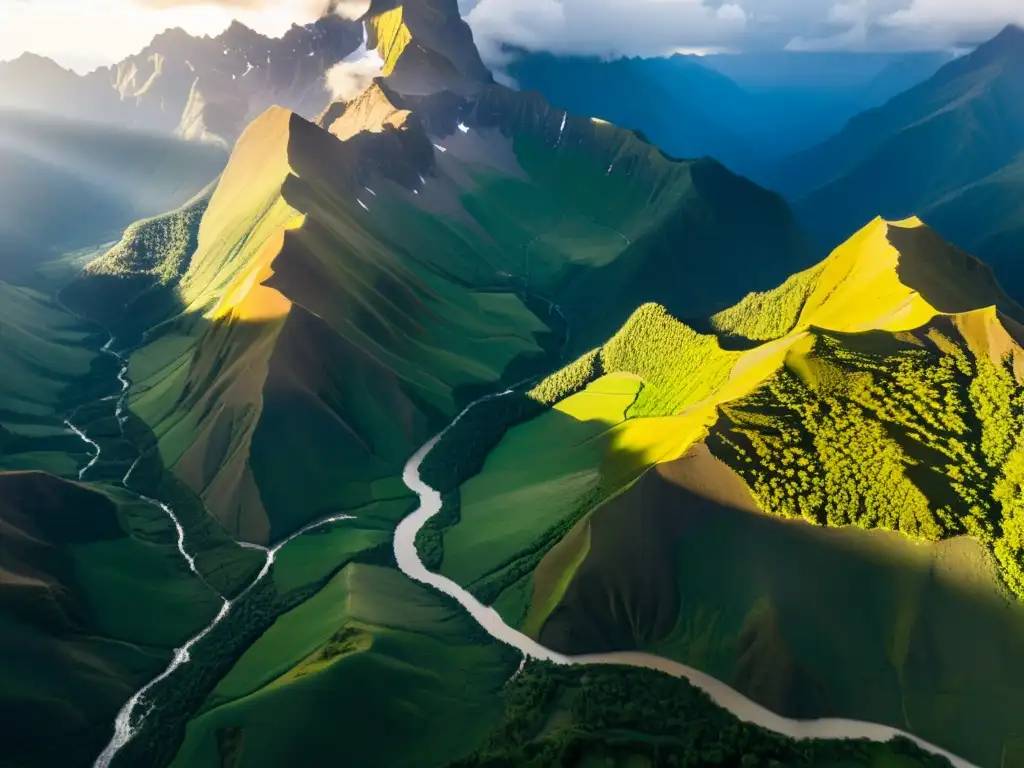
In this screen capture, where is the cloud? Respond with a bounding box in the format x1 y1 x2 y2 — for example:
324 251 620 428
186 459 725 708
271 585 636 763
879 0 1024 45
5 0 1024 76
463 0 749 64
137 0 369 21
785 0 880 51
325 33 384 101
138 0 328 13
457 0 1024 60
327 0 373 20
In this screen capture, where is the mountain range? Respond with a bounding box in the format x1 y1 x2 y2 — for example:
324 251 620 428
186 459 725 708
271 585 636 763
508 25 1024 303
505 49 953 179
0 108 226 284
1 1 1023 768
775 25 1024 299
0 15 363 145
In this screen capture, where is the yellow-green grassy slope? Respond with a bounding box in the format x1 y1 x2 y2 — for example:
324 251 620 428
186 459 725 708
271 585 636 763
125 104 551 544
122 41 810 545
432 216 1024 767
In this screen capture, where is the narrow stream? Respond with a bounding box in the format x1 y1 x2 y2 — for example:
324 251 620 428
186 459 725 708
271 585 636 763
393 392 980 768
63 337 354 768
64 310 975 766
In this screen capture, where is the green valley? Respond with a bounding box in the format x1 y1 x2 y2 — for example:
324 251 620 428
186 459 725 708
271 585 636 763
421 216 1024 767
2 1 1024 767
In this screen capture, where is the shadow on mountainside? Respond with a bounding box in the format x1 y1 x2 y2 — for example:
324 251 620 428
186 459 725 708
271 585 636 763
25 239 571 765
888 221 1024 320
540 443 1024 768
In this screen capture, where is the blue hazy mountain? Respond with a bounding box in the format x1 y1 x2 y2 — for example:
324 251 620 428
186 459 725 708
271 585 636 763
505 49 950 181
775 25 1024 297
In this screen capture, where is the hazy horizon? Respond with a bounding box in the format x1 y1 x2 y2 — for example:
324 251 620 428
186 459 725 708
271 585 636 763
2 0 1021 73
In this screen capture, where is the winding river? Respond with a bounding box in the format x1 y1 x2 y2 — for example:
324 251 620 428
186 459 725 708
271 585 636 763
64 338 354 768
394 394 981 768
67 318 976 768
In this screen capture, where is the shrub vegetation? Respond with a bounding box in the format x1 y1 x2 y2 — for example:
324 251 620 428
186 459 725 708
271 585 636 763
451 661 953 767
710 328 1024 599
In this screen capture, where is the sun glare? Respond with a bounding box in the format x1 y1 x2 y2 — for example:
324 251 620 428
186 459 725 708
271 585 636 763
0 1 323 72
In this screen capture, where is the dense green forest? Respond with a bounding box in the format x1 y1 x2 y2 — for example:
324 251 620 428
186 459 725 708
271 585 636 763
60 192 209 338
709 263 825 342
452 661 952 767
601 303 737 417
710 327 1024 598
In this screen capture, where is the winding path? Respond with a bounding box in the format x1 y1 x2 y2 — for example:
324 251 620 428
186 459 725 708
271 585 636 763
393 392 980 768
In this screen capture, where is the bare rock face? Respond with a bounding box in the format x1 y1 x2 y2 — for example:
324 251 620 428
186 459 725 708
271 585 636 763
362 0 493 95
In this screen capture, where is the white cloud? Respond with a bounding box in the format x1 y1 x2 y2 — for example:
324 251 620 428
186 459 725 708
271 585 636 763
786 0 874 51
325 29 384 101
879 0 1024 45
717 4 748 23
464 0 749 64
3 0 1024 74
460 0 1024 61
328 0 372 21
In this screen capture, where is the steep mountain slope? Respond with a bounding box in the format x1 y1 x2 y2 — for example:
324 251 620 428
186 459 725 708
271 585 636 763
0 472 224 768
916 153 1024 299
0 16 363 145
0 109 226 283
777 26 1024 295
505 52 760 175
29 3 996 767
421 217 1024 767
506 50 953 180
76 0 811 551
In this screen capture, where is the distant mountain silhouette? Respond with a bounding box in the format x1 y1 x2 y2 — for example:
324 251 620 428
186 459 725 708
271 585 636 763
775 25 1024 296
0 16 363 145
505 49 950 179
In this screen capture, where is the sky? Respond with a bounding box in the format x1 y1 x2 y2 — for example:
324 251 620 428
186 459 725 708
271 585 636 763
1 0 1023 72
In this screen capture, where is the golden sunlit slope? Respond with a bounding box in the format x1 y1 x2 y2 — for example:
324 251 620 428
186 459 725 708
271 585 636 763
109 0 811 545
363 0 492 93
419 218 1024 767
424 215 1024 627
125 102 552 543
709 216 1024 344
796 216 1024 332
